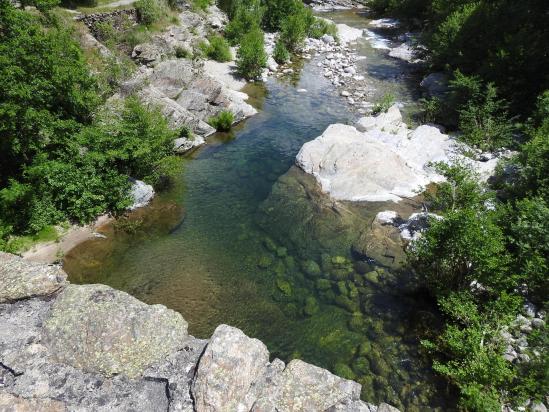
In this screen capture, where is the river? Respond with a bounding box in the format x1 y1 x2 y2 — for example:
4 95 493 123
64 10 454 411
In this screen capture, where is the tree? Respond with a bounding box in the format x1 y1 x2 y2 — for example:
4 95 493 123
236 27 266 80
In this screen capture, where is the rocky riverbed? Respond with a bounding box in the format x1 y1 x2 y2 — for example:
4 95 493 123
0 252 401 412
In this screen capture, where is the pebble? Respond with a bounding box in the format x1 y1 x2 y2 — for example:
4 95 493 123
341 90 350 97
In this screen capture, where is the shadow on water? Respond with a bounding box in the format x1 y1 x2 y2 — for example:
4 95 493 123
64 10 456 411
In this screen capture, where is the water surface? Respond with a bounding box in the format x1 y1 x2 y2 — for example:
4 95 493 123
65 10 452 410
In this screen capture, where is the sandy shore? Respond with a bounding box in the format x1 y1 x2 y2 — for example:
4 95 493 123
22 215 112 264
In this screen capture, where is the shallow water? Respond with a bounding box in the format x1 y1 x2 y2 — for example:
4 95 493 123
65 10 453 411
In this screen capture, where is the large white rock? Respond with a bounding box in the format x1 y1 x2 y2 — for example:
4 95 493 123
129 179 155 210
296 107 498 202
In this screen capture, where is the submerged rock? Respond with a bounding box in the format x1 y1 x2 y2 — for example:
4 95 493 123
1 252 402 412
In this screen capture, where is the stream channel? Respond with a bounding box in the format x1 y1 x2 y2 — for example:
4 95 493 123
64 9 455 411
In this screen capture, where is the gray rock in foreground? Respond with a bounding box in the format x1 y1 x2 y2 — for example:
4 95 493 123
0 253 399 411
0 252 67 303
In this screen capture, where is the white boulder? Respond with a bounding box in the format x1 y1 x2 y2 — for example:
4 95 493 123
296 107 499 203
129 179 154 210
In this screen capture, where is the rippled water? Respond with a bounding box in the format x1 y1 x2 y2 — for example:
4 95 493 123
65 10 454 411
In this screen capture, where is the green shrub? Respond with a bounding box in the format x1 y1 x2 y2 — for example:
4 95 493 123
273 38 290 64
261 0 302 31
279 10 309 52
135 0 168 26
371 93 395 115
192 0 211 11
308 17 338 40
175 46 191 59
236 27 267 80
458 83 514 150
208 111 235 131
202 35 232 62
94 20 118 45
224 0 263 45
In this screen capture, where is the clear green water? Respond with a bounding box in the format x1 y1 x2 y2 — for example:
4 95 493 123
65 11 454 411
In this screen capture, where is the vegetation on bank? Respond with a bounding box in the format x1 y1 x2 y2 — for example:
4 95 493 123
223 0 337 79
0 0 181 252
364 0 549 409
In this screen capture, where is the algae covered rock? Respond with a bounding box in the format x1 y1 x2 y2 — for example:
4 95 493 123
301 259 321 278
276 278 293 296
43 284 188 378
334 363 356 380
192 324 269 412
0 252 67 303
303 296 320 316
258 254 274 268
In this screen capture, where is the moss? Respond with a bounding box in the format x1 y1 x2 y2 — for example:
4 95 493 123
301 259 321 278
284 255 296 271
282 303 298 317
369 350 391 378
263 237 277 252
348 313 365 332
258 254 274 268
335 295 359 313
330 267 352 281
273 260 286 276
347 283 359 299
315 278 332 291
353 356 371 375
353 260 370 274
334 363 356 380
357 341 372 356
364 270 380 285
276 278 293 296
320 289 336 302
303 296 319 316
336 281 348 296
331 255 348 265
276 246 287 257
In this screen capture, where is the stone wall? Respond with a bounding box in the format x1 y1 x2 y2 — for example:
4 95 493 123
76 9 138 38
0 252 399 411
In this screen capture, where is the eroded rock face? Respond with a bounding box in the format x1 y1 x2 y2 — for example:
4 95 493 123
0 253 67 303
43 284 188 378
192 324 270 412
0 393 67 412
253 359 369 411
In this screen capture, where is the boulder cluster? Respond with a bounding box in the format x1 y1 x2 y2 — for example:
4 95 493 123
0 252 401 411
296 105 501 203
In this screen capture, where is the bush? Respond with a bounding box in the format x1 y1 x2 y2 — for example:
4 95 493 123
279 9 310 52
208 111 235 131
261 0 302 31
224 0 263 45
236 27 267 80
308 17 338 40
175 46 191 59
192 0 211 11
201 35 232 62
273 38 290 64
371 93 395 115
135 0 168 26
409 208 511 297
458 83 514 150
